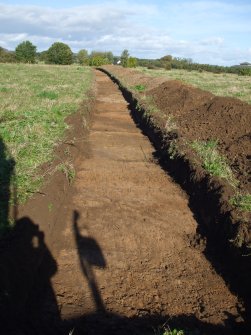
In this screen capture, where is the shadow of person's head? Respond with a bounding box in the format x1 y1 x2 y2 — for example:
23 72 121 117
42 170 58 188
73 210 106 268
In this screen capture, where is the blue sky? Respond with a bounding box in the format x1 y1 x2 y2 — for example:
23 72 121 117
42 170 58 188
1 0 250 65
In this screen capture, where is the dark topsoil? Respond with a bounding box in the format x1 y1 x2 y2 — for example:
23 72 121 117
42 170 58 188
149 80 251 193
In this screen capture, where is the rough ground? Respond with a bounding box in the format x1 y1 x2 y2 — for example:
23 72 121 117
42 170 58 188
28 70 245 333
102 65 251 194
1 70 247 335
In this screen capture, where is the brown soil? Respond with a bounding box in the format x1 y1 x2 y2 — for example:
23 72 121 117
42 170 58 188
0 70 249 335
148 82 251 193
103 66 251 194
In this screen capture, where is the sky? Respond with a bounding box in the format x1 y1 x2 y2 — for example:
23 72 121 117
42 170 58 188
0 0 251 65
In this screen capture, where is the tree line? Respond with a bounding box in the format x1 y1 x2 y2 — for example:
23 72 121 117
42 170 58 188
1 40 250 75
0 41 137 68
138 55 251 76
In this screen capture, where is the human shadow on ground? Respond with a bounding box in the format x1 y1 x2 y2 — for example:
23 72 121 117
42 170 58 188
0 216 59 335
73 210 106 312
0 136 16 234
0 212 247 335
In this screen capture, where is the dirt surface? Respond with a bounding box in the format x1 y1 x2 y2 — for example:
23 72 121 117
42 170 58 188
1 70 249 335
148 81 251 193
103 66 251 194
101 66 251 250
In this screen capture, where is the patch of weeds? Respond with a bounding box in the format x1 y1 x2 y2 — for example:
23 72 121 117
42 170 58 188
48 202 53 212
230 193 251 212
134 84 146 92
58 162 75 184
165 115 177 132
191 139 238 187
37 90 58 100
162 330 184 335
154 324 185 335
141 95 160 116
168 140 179 160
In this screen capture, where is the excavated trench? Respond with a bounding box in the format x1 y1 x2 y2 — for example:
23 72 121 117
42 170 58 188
1 70 250 335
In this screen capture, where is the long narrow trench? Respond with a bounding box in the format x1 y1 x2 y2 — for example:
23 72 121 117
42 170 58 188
34 70 242 334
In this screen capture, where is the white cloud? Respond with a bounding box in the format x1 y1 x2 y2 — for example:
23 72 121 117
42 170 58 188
0 1 250 65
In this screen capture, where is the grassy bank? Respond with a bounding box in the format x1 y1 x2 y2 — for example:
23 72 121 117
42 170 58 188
138 67 251 104
0 63 93 233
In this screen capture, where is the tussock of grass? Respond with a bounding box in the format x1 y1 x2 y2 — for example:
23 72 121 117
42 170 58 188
133 84 146 92
0 63 93 233
57 162 75 184
230 193 251 212
37 90 59 100
191 140 238 187
154 325 185 335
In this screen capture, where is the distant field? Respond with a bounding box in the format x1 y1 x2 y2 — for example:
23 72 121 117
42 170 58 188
138 67 251 104
0 63 92 229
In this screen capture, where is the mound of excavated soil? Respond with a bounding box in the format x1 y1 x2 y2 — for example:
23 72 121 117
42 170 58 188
102 65 251 195
148 81 251 192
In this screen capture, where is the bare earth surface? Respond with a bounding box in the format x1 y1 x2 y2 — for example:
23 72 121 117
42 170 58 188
6 70 246 335
24 70 243 334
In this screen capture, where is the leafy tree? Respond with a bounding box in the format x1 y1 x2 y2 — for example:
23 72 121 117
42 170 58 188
121 49 129 67
47 42 73 65
15 41 36 63
77 49 89 65
161 55 172 62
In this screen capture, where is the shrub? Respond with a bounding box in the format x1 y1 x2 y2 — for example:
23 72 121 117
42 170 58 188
164 62 172 71
47 42 73 65
0 47 16 63
89 51 113 66
127 57 137 68
15 41 36 63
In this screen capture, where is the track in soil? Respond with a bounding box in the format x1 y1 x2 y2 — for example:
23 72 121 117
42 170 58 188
10 70 247 334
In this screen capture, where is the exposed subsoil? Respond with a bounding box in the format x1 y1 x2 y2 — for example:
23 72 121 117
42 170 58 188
1 70 250 334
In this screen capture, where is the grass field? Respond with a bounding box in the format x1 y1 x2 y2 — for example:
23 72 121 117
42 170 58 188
138 67 251 104
0 63 93 232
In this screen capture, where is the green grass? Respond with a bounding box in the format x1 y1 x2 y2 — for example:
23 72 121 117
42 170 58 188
230 193 251 212
191 140 238 188
133 84 146 92
37 90 59 100
155 326 185 335
0 63 93 234
137 67 251 104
